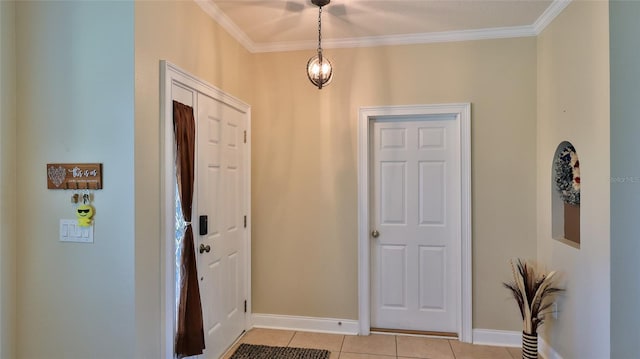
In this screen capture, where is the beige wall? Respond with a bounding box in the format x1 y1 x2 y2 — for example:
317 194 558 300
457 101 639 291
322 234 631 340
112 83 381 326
0 1 16 358
9 0 608 355
537 1 610 358
251 39 538 330
134 1 253 357
15 1 136 358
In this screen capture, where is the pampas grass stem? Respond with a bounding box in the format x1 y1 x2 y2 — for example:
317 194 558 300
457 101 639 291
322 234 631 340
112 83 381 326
503 259 563 335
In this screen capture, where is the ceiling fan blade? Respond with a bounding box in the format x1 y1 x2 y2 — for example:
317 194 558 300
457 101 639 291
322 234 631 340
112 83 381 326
285 1 305 12
327 4 347 18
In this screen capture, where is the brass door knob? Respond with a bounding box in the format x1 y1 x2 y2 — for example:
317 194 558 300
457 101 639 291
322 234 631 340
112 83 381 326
371 230 380 238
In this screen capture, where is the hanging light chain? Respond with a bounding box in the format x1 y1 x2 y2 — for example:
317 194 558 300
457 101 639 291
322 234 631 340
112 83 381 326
317 6 323 53
317 4 324 89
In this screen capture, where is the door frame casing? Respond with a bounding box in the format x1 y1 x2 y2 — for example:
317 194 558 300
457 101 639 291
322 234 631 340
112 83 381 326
357 104 471 342
160 61 252 359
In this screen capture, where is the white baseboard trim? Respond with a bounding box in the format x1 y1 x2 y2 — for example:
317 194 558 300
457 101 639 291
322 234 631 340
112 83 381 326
251 313 360 335
472 329 563 359
539 335 563 359
472 329 521 347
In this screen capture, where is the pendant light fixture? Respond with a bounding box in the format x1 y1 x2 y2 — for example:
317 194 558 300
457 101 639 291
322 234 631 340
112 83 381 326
307 0 333 89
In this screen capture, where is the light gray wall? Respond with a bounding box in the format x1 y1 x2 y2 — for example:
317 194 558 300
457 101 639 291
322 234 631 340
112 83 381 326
0 1 17 358
610 1 640 357
15 1 135 358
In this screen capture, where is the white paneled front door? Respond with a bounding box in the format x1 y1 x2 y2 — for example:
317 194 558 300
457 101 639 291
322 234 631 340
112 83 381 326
162 62 251 359
196 92 247 359
370 116 460 333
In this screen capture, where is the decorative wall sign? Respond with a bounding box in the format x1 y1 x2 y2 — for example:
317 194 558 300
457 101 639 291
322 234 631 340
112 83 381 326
46 163 103 189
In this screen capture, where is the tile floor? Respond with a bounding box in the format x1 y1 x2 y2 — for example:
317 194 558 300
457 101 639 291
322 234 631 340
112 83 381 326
222 328 523 359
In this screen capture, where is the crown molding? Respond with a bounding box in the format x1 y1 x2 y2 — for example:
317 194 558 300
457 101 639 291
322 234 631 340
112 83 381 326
197 0 571 54
252 26 537 53
195 0 256 53
533 0 572 34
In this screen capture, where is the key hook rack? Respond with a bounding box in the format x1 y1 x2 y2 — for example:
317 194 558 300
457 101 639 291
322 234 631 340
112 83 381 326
47 163 103 190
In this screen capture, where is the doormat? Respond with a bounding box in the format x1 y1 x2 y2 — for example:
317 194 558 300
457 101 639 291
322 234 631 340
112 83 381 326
229 343 330 359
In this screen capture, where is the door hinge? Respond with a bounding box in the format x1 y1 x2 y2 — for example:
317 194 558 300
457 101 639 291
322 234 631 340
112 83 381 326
244 300 247 313
244 215 247 228
243 130 247 144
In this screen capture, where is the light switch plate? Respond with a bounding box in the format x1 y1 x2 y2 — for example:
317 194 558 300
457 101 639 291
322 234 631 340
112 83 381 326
60 219 94 243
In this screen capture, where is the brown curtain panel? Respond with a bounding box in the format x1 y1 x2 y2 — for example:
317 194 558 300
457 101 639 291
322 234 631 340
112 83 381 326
173 101 206 358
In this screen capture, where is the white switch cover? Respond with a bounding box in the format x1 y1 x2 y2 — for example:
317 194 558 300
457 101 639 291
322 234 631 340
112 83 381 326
59 219 94 243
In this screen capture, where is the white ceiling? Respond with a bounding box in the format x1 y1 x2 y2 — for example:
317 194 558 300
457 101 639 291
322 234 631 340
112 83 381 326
197 0 570 53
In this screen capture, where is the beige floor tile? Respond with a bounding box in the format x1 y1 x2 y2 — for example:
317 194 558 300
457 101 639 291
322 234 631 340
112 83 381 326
507 346 523 359
342 334 396 356
227 328 527 359
396 335 454 359
449 340 513 359
239 328 295 347
339 353 396 359
289 331 345 352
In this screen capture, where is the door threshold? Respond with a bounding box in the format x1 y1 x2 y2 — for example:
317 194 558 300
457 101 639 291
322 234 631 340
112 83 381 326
220 330 247 359
370 327 458 339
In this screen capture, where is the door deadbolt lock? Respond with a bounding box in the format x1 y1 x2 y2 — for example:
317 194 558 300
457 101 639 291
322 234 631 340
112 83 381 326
199 215 208 236
371 230 380 238
199 243 211 254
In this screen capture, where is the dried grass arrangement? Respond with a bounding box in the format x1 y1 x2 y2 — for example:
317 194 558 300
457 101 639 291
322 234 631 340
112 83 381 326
503 259 563 359
504 259 563 334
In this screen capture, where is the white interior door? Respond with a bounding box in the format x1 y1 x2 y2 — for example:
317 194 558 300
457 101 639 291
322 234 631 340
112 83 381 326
196 92 246 359
370 116 460 333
